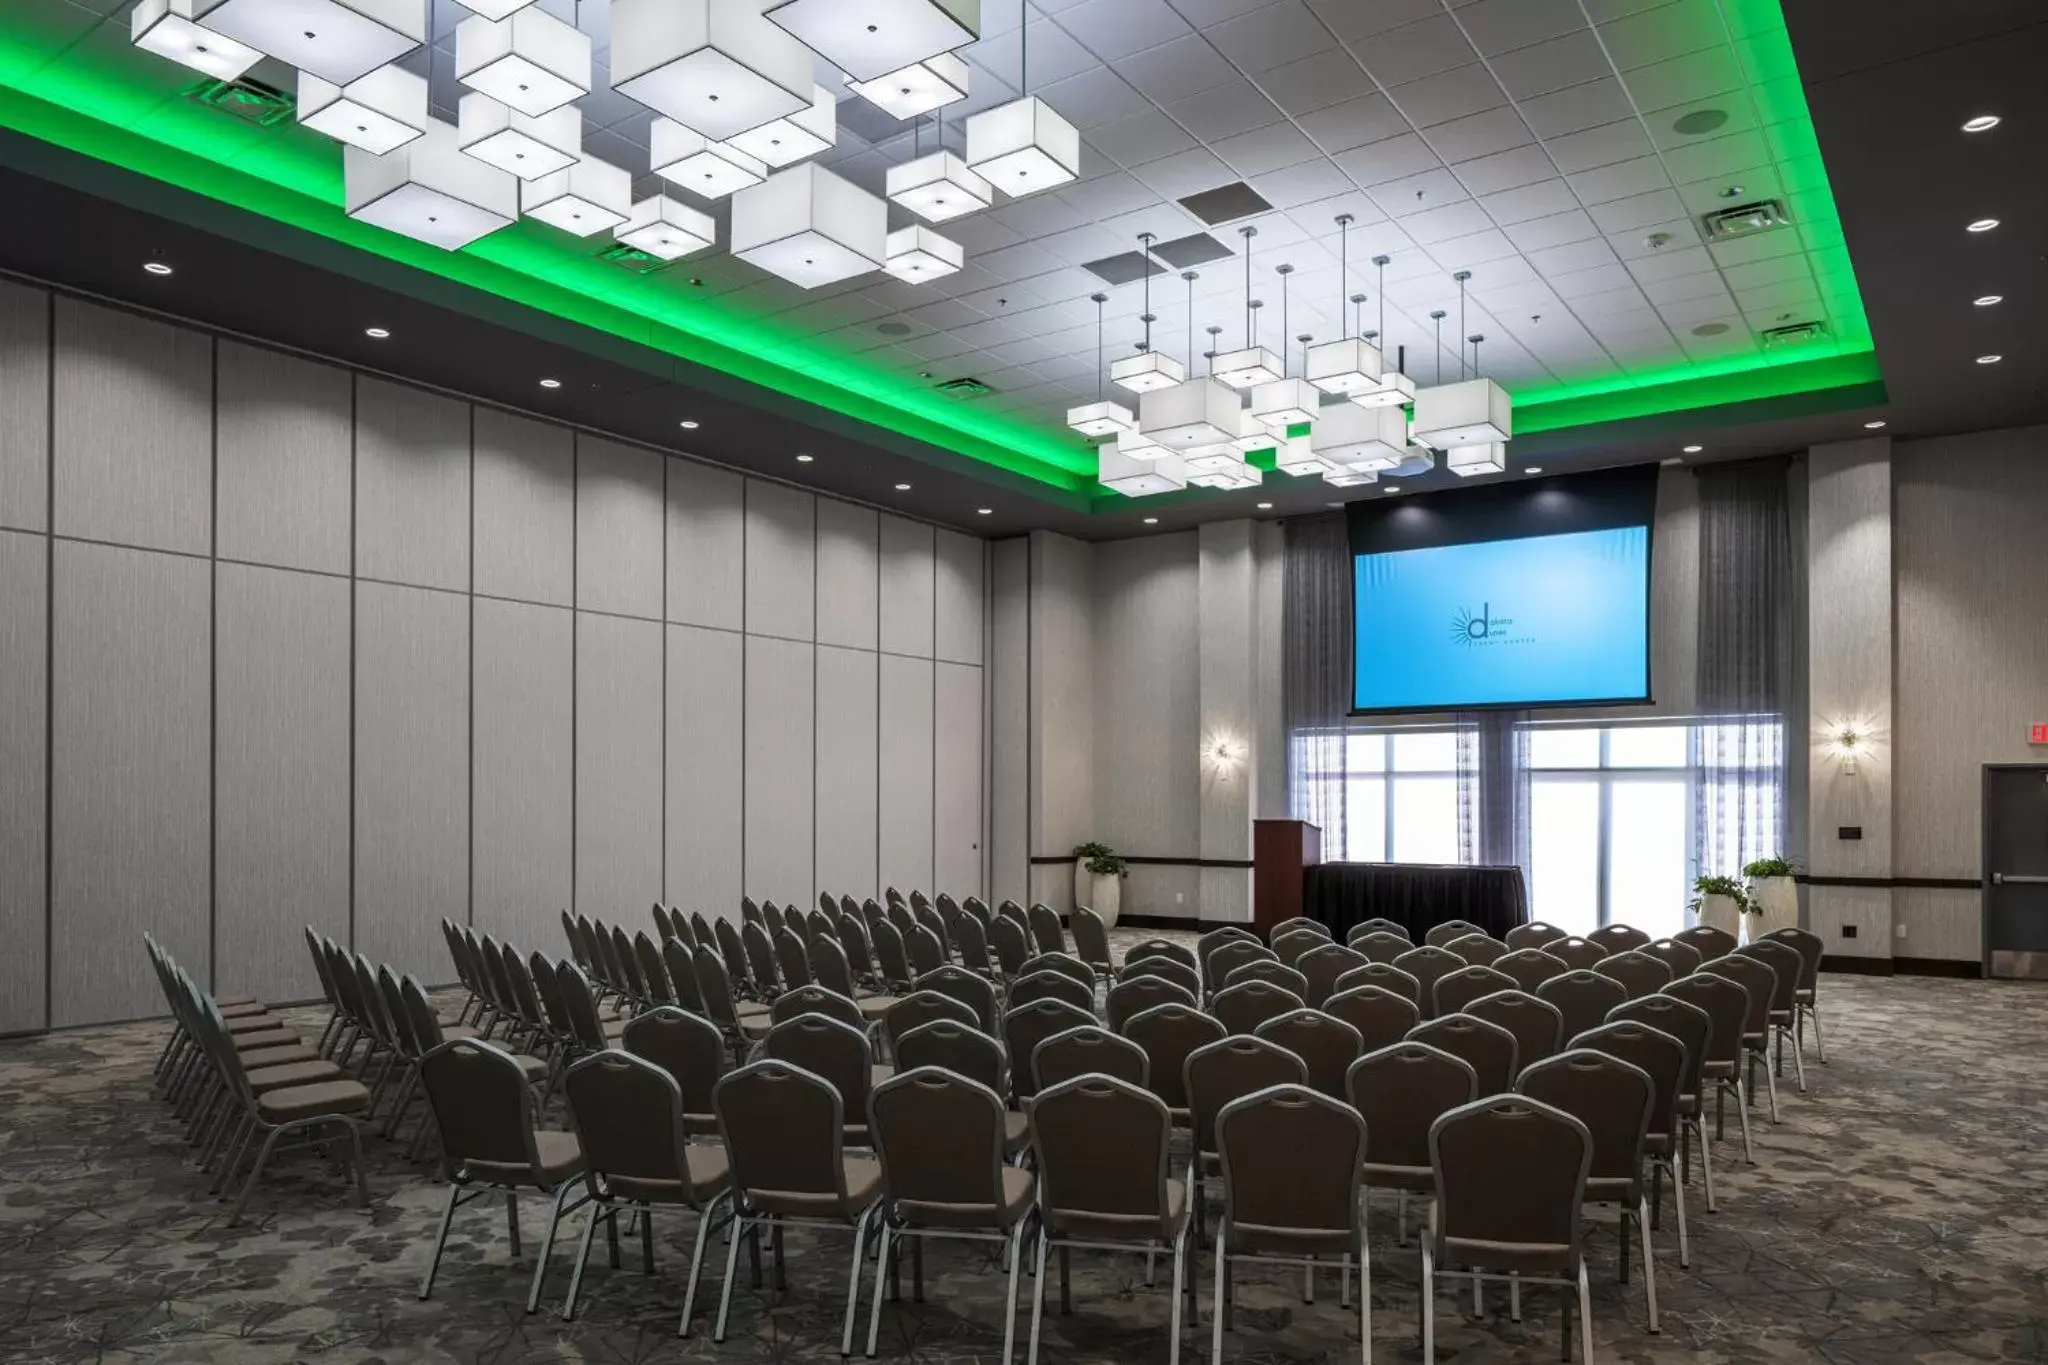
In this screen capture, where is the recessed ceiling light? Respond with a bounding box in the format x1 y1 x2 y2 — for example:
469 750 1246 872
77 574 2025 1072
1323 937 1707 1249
795 452 815 463
1524 466 1543 474
143 261 173 276
1662 456 1684 466
539 378 562 389
1967 218 1999 233
1962 114 2001 133
976 507 993 515
1974 294 2003 306
364 326 390 339
1383 486 1401 495
1256 502 1273 510
679 419 699 429
1976 354 2003 364
1683 444 1703 453
1142 517 1159 525
1863 420 1888 429
895 482 912 491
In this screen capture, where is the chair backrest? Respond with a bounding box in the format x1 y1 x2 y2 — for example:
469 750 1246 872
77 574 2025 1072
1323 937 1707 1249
880 990 978 1056
1391 945 1464 1017
555 960 615 1052
1008 968 1095 1013
1267 915 1329 941
563 1048 716 1208
1323 983 1423 1053
935 892 960 919
871 918 914 989
376 964 421 1058
915 964 1001 1033
770 984 867 1032
1271 928 1329 968
1504 920 1570 951
1606 994 1711 1105
836 913 879 981
913 905 951 960
1126 938 1199 973
887 902 917 942
1739 940 1804 1017
895 1019 1008 1095
651 903 679 945
1593 949 1674 999
1569 1021 1685 1150
1254 1008 1362 1100
869 1067 1020 1230
1346 1042 1477 1175
611 925 651 1001
1659 972 1749 1069
1033 1024 1149 1091
1121 956 1202 998
1106 975 1198 1034
662 936 706 1014
807 909 839 946
738 897 763 929
1298 943 1371 1006
1701 954 1777 1038
1346 917 1411 945
1762 926 1823 996
759 1013 874 1132
996 898 1027 925
398 971 449 1054
1026 903 1067 955
1407 1013 1518 1095
1545 936 1610 970
1220 958 1310 998
806 934 860 1001
1445 933 1509 967
1071 907 1113 970
1333 961 1421 1007
741 920 781 996
1639 937 1703 980
1432 964 1517 1017
1206 939 1278 993
1217 1083 1367 1251
1029 1074 1177 1244
691 944 746 1037
528 952 577 1038
905 923 948 978
1516 1049 1653 1189
1429 1095 1592 1273
1020 951 1096 987
621 1006 726 1124
1673 923 1737 961
774 928 814 990
1185 1034 1307 1156
559 909 588 967
1462 989 1564 1077
717 1059 857 1216
951 911 996 976
713 918 753 994
1587 923 1651 954
1212 979 1305 1037
910 889 932 916
634 931 676 1007
763 901 788 937
1122 1002 1227 1111
1494 947 1570 994
1424 918 1488 948
419 1038 545 1182
1003 999 1096 1100
988 915 1030 977
1536 969 1630 1045
690 911 717 950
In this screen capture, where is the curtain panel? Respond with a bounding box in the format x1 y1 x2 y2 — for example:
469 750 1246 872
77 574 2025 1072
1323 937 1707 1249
1283 513 1353 854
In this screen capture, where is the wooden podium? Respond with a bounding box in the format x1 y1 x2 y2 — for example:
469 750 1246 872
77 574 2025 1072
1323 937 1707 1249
1253 819 1322 935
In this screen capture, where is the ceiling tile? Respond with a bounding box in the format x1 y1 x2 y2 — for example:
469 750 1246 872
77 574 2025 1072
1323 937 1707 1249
1054 0 1194 60
1623 243 1714 282
1164 79 1287 142
1035 223 1133 266
1704 230 1802 268
1424 228 1522 272
1118 34 1241 100
1261 48 1378 116
1588 187 1687 233
1722 254 1814 292
1056 171 1164 220
1512 215 1609 258
1515 78 1637 139
1333 133 1445 187
1487 31 1614 99
1478 177 1581 225
1034 65 1155 129
1542 119 1654 174
1172 0 1288 21
1639 272 1730 305
1548 262 1638 298
1089 110 1200 167
1676 165 1781 217
1606 216 1702 260
1308 0 1444 42
1522 236 1616 278
1401 199 1497 244
1621 46 1745 114
1369 167 1470 217
1596 0 1725 70
1129 146 1239 200
1297 93 1413 155
1646 97 1756 152
1455 0 1589 55
1251 158 1359 210
1212 122 1326 178
991 193 1093 238
1658 129 1770 186
1387 65 1508 128
1453 144 1561 196
1566 155 1671 206
1356 16 1479 85
1425 106 1534 163
1208 0 1335 72
968 19 1099 89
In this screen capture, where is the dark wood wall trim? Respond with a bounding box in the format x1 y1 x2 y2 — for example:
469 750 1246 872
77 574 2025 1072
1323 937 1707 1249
1029 855 1255 869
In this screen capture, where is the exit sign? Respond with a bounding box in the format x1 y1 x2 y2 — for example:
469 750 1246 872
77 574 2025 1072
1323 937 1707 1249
2032 724 2048 745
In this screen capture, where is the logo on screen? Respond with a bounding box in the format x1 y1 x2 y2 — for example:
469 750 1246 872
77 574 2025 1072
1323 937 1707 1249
1450 603 1523 647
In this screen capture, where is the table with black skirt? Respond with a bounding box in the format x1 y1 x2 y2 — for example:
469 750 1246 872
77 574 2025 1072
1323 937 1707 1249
1301 862 1529 942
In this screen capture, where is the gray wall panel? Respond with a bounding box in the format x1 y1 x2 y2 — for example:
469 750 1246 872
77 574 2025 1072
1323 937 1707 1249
934 661 983 901
879 653 935 899
577 612 665 917
1092 534 1200 865
816 500 879 650
50 541 211 1026
667 461 744 631
0 531 46 1032
989 537 1030 905
356 378 470 591
879 514 935 658
355 581 469 972
576 436 665 620
745 634 814 906
934 529 983 665
814 645 879 901
214 564 351 1002
667 624 743 913
53 299 211 554
473 598 573 947
0 282 48 533
473 408 573 607
745 480 815 641
216 342 352 574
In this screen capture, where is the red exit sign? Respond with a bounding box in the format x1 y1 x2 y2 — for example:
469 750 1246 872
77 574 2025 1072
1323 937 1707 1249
2032 724 2048 745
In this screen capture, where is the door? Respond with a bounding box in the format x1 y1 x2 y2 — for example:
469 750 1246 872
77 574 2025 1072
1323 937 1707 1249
1983 765 2048 979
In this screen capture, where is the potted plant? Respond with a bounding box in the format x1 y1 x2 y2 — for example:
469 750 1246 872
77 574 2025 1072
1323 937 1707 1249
1743 857 1800 939
1073 841 1128 929
1689 874 1748 939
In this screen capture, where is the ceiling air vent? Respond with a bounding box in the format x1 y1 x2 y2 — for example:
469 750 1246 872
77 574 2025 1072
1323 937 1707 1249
935 377 992 399
1701 199 1789 240
1761 320 1827 348
595 243 672 274
185 76 294 127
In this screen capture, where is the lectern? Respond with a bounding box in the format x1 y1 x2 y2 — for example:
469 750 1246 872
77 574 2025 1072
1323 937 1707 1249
1253 819 1321 935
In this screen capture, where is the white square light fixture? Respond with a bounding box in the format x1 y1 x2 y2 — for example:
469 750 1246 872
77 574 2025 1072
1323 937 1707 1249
1191 464 1263 491
766 0 979 81
1274 433 1344 478
1249 377 1320 434
345 117 516 251
521 152 631 236
1210 344 1283 391
1447 443 1508 477
1312 402 1409 472
1099 441 1187 497
649 119 766 200
456 8 590 117
885 151 992 224
1139 377 1241 449
726 85 837 168
458 95 579 180
1305 336 1384 396
1110 350 1185 396
1184 444 1250 476
132 1 262 82
1412 377 1513 449
193 0 424 85
846 51 969 120
965 96 1079 198
298 65 427 155
616 195 718 260
1324 468 1380 488
883 224 963 283
1066 401 1136 439
1353 368 1418 410
611 0 812 141
1111 428 1163 460
731 162 886 289
454 0 537 17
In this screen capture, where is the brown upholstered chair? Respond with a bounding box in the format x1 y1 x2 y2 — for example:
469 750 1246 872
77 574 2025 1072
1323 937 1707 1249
1126 938 1200 973
1298 943 1372 1007
1407 1014 1518 1096
1271 928 1331 968
1004 999 1096 1101
1762 926 1826 1064
1431 964 1517 1017
1108 975 1199 1034
1639 936 1703 982
836 914 885 992
712 919 756 1000
1020 951 1096 987
872 920 916 992
808 936 897 1023
1392 945 1464 1019
879 991 977 1060
1445 933 1509 967
1424 918 1488 949
758 1013 878 1146
1538 969 1630 1047
1702 952 1786 1122
1345 917 1410 945
1211 979 1306 1037
1594 949 1675 1000
691 946 771 1059
1739 938 1810 1093
1184 1036 1308 1230
1505 920 1570 951
1546 936 1611 971
1463 988 1565 1079
1332 961 1422 1008
1661 971 1754 1167
1268 915 1329 942
1220 959 1311 999
1007 968 1095 1013
951 911 999 981
711 1059 883 1351
741 920 783 997
622 1007 726 1138
1495 947 1570 994
1123 1002 1226 1123
1032 1024 1149 1091
1672 923 1737 962
1324 984 1423 1054
1349 930 1413 965
1255 1008 1363 1100
1587 923 1652 955
905 924 948 979
1206 940 1279 995
989 915 1031 980
1573 1020 1693 1266
1026 903 1068 956
1123 955 1203 998
1345 1042 1476 1237
769 984 869 1033
915 964 1001 1033
663 937 707 1016
1070 907 1115 978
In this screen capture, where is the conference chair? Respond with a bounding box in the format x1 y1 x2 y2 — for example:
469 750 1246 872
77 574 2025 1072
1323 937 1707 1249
1346 917 1410 944
1407 1014 1518 1097
1211 979 1306 1037
621 1007 727 1139
1323 984 1423 1055
1463 988 1566 1079
769 984 869 1034
950 911 999 980
1019 951 1097 988
914 964 1001 1033
1126 938 1200 974
1573 1020 1693 1266
1032 1024 1149 1092
1432 964 1518 1017
1070 907 1115 980
1424 918 1489 949
1185 1036 1309 1239
1122 955 1203 998
1547 937 1611 971
1639 937 1704 981
1332 961 1422 1009
1267 915 1329 941
1255 1008 1363 1100
1505 920 1571 952
1537 969 1629 1047
1763 926 1827 1064
1219 959 1310 999
1298 943 1372 1007
1594 949 1675 1000
879 991 977 1061
1445 932 1510 967
989 916 1031 980
1345 1043 1477 1243
1108 975 1199 1035
758 1014 878 1147
1672 924 1737 962
1206 940 1278 996
1008 968 1095 1014
1026 903 1068 956
1272 928 1331 968
1604 994 1715 1213
1701 953 1786 1122
1740 938 1810 1093
1495 947 1571 994
1392 945 1464 1018
1661 972 1755 1166
1587 923 1652 954
1004 999 1096 1103
1122 1002 1226 1125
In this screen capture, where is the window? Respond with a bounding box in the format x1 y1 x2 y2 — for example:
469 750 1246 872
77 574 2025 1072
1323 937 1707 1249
1300 729 1465 864
1528 725 1693 937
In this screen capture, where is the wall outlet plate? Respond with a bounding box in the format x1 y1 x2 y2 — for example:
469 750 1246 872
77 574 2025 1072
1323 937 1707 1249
1842 924 1858 938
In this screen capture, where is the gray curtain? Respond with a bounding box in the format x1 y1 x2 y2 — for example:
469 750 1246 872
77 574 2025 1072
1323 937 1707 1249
1283 513 1353 855
1694 458 1795 877
1460 710 1531 873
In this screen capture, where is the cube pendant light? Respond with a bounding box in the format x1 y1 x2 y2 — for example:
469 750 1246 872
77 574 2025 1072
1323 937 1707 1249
1065 401 1136 439
521 152 631 236
1324 468 1380 488
1183 444 1250 476
1139 377 1240 449
1446 443 1508 478
1412 377 1513 448
765 0 980 82
1274 433 1344 478
192 0 425 85
345 116 516 251
1311 402 1409 472
649 119 766 200
731 163 886 289
1353 368 1417 410
965 97 1079 197
883 225 964 283
725 85 837 168
455 8 588 117
1110 350 1185 395
1191 464 1263 491
1249 377 1319 434
616 195 718 261
298 64 427 155
610 0 811 142
131 0 262 82
455 0 537 17
847 51 969 120
1210 345 1283 391
458 95 579 180
885 152 992 224
1305 336 1384 396
1099 439 1187 497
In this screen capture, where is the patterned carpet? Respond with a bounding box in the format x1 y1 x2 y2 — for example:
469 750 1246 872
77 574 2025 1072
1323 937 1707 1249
0 964 2043 1365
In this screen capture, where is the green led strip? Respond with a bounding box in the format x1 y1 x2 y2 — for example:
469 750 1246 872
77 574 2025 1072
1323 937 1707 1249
0 0 1872 497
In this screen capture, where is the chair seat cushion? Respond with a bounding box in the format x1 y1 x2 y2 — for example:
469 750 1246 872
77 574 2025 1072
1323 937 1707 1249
223 1013 281 1034
218 1001 270 1019
217 995 262 1009
1047 1177 1186 1243
1442 1234 1573 1275
746 1156 883 1219
897 1166 1035 1230
512 1053 550 1085
1362 1162 1436 1194
440 1023 482 1041
256 1078 370 1123
238 1043 321 1069
1229 1218 1356 1257
243 1059 345 1093
1003 1110 1030 1156
856 994 901 1021
231 1029 301 1053
609 1142 732 1206
465 1129 585 1187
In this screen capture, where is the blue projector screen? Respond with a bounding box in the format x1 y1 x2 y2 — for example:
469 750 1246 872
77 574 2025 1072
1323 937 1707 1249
1353 525 1651 712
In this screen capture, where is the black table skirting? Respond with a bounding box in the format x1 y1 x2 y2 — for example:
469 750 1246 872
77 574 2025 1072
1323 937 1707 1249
1302 862 1529 942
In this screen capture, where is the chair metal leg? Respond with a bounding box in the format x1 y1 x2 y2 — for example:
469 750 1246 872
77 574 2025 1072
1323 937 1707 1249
679 1194 725 1339
563 1203 602 1321
227 1124 286 1226
642 1203 657 1274
1787 1025 1808 1093
1210 1226 1228 1365
1357 1232 1372 1365
1576 1261 1594 1364
1638 1200 1659 1334
1668 1158 1690 1267
506 1190 523 1260
1734 1079 1756 1163
527 1184 573 1314
211 1118 255 1196
1808 1002 1827 1063
1026 1226 1049 1365
1167 1225 1186 1365
713 1211 747 1342
865 1222 894 1358
841 1207 873 1357
420 1184 463 1300
1001 1221 1026 1365
1696 1118 1719 1211
1419 1242 1434 1364
1759 1049 1781 1123
1510 1271 1521 1322
343 1117 370 1208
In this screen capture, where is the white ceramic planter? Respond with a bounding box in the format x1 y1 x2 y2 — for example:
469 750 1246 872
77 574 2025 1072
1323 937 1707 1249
1749 875 1798 940
1695 891 1742 940
1074 865 1121 928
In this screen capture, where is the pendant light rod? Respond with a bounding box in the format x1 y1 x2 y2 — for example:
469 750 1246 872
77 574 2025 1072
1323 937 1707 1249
1276 263 1293 372
1184 270 1197 371
1240 225 1257 348
1374 255 1391 368
1352 294 1366 341
1430 310 1445 385
1297 332 1312 375
1137 232 1155 354
1335 212 1352 336
1092 292 1106 401
1454 271 1471 381
1468 333 1484 378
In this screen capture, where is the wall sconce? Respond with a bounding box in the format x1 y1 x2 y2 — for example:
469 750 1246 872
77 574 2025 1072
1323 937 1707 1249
1203 735 1243 772
1831 725 1864 775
